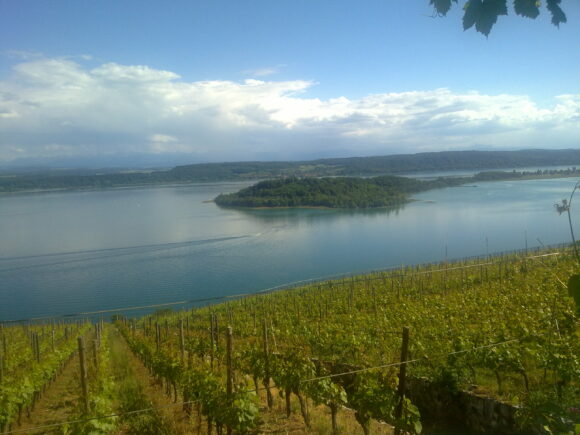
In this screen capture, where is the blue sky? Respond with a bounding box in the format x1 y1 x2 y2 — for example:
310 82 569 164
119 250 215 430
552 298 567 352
1 0 579 166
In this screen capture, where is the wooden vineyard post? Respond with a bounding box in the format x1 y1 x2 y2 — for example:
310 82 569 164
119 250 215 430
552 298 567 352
0 325 3 383
30 332 35 362
30 332 35 361
213 313 219 353
209 314 215 370
78 337 90 414
34 332 40 363
93 339 99 370
179 319 185 364
262 320 273 409
394 326 410 435
208 312 217 435
155 323 161 352
226 326 233 435
0 324 4 354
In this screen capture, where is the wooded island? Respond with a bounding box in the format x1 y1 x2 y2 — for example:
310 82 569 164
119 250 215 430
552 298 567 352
214 175 462 208
214 170 563 209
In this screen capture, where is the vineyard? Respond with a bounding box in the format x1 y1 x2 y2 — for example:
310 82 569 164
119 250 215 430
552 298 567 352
0 320 91 431
0 247 578 434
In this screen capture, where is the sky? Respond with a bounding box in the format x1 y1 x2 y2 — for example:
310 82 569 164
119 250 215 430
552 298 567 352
0 0 579 168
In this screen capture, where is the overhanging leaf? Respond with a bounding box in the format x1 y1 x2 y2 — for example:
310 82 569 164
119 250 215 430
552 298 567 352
479 0 508 35
430 0 457 15
513 0 540 19
463 0 483 31
463 0 507 36
546 0 567 26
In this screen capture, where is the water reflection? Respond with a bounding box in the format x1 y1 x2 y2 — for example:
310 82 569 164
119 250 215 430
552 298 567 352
222 203 406 224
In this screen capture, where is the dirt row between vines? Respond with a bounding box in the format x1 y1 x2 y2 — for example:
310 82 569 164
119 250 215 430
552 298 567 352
13 346 86 434
11 325 394 434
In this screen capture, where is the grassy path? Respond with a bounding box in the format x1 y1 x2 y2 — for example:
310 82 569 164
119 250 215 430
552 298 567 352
10 327 185 434
108 327 189 434
13 350 84 434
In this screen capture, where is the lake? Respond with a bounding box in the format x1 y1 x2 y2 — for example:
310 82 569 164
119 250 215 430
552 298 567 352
0 176 577 321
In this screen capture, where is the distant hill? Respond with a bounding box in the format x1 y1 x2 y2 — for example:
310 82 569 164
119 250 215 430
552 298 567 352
1 149 579 193
172 149 580 180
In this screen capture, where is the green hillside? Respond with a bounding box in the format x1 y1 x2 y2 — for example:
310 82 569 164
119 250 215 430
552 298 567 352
2 149 580 193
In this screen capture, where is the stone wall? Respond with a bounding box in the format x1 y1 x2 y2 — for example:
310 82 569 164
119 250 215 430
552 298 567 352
311 357 524 434
407 377 521 434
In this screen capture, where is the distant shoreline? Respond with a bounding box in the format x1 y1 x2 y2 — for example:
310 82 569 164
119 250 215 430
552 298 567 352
1 168 579 198
0 180 254 196
2 149 580 194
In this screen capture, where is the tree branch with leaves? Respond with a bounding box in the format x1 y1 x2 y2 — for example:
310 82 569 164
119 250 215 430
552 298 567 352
430 0 567 36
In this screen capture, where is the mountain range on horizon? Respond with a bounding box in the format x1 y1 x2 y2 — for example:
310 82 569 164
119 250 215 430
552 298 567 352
2 147 580 175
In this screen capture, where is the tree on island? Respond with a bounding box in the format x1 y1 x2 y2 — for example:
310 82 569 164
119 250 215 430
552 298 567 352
430 0 567 36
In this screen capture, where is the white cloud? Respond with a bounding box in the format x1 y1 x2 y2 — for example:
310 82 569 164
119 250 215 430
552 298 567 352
242 65 284 77
149 133 190 153
0 57 579 163
150 134 178 143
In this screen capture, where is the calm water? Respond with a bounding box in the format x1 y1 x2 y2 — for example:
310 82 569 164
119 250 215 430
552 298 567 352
0 177 577 321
